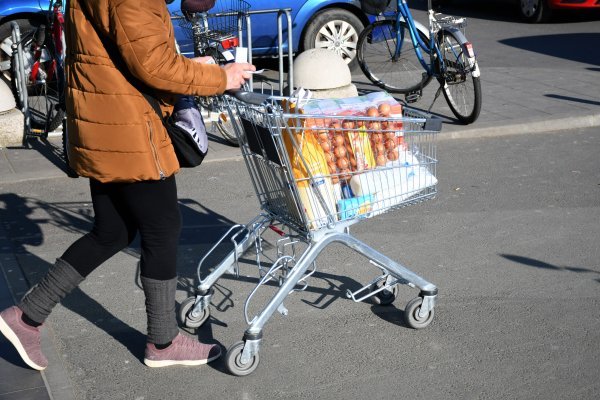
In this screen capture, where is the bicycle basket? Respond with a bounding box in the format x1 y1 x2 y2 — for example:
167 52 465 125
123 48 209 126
360 0 392 15
178 0 250 36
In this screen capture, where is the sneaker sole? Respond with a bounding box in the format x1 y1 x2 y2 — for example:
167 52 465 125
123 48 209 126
143 351 221 368
0 315 46 371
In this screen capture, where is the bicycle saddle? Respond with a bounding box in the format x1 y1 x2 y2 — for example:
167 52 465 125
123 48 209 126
181 0 217 13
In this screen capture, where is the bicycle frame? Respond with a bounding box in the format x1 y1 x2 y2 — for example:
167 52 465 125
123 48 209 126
29 1 64 86
392 0 443 77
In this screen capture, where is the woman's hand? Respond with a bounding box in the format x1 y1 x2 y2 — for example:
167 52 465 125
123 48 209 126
223 62 256 91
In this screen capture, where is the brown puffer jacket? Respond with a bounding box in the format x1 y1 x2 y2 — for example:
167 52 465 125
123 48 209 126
65 0 227 182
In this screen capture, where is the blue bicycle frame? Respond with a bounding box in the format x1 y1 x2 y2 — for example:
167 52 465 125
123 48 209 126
393 0 443 76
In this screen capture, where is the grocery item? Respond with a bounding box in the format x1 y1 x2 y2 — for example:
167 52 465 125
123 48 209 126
337 194 375 221
349 150 437 213
346 123 376 171
282 100 338 229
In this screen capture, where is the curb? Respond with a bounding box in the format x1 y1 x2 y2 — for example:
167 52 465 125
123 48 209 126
1 112 599 184
438 111 600 140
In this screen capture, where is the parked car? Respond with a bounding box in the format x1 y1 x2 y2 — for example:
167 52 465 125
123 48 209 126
517 0 600 23
432 0 600 23
169 0 371 68
1 0 372 81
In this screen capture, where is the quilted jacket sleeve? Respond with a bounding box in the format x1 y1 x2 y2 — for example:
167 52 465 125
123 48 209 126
106 0 227 96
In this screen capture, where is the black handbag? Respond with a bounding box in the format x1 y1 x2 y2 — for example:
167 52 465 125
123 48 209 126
144 93 208 168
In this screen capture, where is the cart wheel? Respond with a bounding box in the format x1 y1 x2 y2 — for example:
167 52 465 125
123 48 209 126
404 297 434 329
178 296 210 329
371 283 399 306
225 341 260 376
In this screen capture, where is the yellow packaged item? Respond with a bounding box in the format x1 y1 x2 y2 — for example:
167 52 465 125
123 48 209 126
282 100 337 229
347 125 376 171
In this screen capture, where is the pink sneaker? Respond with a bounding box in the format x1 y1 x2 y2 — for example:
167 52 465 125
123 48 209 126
0 306 48 371
144 333 221 367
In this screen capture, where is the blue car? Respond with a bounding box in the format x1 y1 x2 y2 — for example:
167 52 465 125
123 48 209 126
1 0 372 76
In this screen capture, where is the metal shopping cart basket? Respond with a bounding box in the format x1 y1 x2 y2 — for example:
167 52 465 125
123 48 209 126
179 91 441 376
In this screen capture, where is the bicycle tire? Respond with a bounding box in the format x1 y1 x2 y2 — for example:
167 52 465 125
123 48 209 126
215 113 240 146
61 118 78 178
11 25 65 134
436 29 481 124
357 19 432 94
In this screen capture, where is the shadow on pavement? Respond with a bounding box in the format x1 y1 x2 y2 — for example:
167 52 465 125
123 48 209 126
500 253 600 280
544 94 600 107
0 192 252 364
500 33 600 66
1 190 400 370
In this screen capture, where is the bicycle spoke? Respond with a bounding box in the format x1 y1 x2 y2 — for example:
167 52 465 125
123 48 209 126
357 20 431 93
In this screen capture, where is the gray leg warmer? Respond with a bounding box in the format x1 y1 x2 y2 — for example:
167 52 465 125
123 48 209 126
19 258 85 324
141 276 179 345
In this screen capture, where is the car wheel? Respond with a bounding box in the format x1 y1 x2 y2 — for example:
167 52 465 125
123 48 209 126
302 9 364 71
0 17 43 83
519 0 552 23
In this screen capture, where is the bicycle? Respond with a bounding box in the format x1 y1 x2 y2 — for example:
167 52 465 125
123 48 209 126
174 0 252 146
11 0 66 140
356 0 482 124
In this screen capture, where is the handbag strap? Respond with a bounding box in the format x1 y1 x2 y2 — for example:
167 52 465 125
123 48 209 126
141 92 168 123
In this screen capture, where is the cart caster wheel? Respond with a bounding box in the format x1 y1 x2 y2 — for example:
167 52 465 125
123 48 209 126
178 296 210 329
372 283 399 306
404 297 434 329
225 341 260 376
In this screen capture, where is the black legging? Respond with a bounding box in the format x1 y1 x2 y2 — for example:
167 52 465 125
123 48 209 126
61 176 181 281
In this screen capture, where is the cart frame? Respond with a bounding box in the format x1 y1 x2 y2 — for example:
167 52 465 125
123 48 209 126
180 91 441 376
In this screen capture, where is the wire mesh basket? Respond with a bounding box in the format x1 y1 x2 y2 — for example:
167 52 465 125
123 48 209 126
224 93 440 236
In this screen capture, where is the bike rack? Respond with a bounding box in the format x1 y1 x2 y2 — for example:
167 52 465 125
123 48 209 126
243 8 294 93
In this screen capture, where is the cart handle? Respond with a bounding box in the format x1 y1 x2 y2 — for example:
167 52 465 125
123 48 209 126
227 89 271 106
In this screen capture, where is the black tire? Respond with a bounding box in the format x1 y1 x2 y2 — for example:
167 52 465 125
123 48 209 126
437 29 482 124
518 0 552 23
371 282 399 306
404 297 434 329
62 118 79 178
0 17 44 83
178 296 210 329
11 25 65 133
225 341 260 376
302 8 364 71
357 19 432 94
215 109 240 146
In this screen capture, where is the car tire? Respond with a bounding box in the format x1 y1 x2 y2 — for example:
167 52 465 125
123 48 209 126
302 8 364 71
519 0 552 23
0 17 44 83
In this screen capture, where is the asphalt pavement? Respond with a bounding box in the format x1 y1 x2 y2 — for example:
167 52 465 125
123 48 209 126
0 60 599 399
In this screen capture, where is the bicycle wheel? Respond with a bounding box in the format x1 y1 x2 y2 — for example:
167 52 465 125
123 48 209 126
215 111 240 146
11 25 65 134
357 19 432 94
436 29 481 124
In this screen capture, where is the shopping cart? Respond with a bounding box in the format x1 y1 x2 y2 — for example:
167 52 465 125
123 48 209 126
179 91 441 376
